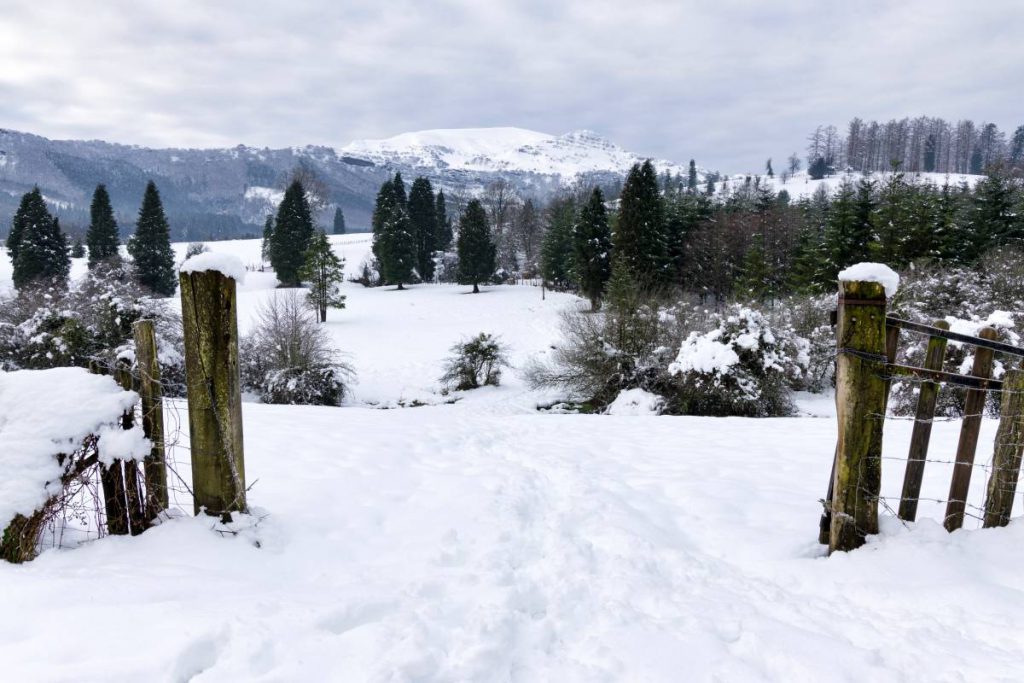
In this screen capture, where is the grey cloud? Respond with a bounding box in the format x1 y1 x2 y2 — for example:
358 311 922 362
0 0 1020 172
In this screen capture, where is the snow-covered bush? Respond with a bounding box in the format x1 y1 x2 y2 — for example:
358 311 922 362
241 292 353 406
434 251 460 284
441 333 509 390
525 271 677 405
349 255 382 287
0 264 184 392
667 307 808 417
776 294 835 393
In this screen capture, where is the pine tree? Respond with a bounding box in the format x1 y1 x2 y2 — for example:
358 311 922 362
823 179 874 281
456 199 495 293
435 190 453 251
333 206 346 235
261 215 274 263
765 158 774 178
128 181 177 295
71 237 86 259
408 177 438 281
270 180 315 287
614 160 667 283
572 188 613 309
687 160 698 193
392 172 407 208
300 230 346 322
874 169 913 267
8 190 71 290
373 181 416 289
1009 125 1024 171
86 184 120 267
540 196 575 289
969 167 1020 259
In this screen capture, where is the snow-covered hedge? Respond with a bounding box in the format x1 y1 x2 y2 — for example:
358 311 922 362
667 307 808 417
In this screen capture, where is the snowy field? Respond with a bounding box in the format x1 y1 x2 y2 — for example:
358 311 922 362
2 236 1024 681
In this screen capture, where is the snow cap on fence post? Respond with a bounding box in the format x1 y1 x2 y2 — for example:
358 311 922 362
179 252 247 284
838 262 899 298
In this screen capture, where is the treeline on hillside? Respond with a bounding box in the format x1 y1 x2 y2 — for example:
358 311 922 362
805 117 1024 177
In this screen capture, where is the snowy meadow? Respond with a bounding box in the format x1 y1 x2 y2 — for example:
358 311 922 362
2 235 1023 682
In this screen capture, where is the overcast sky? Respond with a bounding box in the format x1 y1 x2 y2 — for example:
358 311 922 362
0 0 1020 172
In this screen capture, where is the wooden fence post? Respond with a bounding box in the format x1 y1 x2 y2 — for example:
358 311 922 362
88 361 131 536
180 266 247 519
983 368 1024 528
133 319 168 522
944 326 997 532
829 279 889 553
898 321 950 522
114 360 146 536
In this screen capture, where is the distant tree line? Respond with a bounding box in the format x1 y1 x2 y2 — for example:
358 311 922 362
806 116 1024 178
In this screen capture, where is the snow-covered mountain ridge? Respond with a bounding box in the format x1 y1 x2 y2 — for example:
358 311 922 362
342 127 684 178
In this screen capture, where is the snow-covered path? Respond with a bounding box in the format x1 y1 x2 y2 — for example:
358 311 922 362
3 403 1022 681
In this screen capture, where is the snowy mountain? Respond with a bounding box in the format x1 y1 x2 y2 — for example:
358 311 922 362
342 127 684 178
0 127 684 239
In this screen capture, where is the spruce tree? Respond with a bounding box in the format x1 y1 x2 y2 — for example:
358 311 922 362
71 237 86 259
392 172 407 208
456 199 496 293
823 179 874 280
8 189 71 290
333 207 346 235
572 188 613 309
86 184 120 268
128 181 177 295
765 158 774 178
614 160 667 284
540 196 575 289
373 181 416 289
435 190 453 251
270 180 315 287
300 229 346 322
687 160 698 193
408 177 438 281
1010 125 1024 171
969 167 1020 259
261 215 274 263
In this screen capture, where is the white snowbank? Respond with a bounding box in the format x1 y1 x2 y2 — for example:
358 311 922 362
180 252 247 283
838 262 899 297
606 388 664 415
0 368 145 528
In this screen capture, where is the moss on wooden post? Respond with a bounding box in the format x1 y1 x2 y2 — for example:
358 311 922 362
829 279 888 553
180 268 247 519
983 368 1024 528
133 319 168 521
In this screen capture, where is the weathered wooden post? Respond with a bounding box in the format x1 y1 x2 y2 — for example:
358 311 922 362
114 359 146 535
898 321 950 522
88 361 131 536
982 368 1024 528
179 255 247 520
944 326 997 532
829 275 890 553
133 319 168 522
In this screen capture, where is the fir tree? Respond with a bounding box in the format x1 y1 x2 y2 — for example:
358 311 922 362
572 188 613 309
332 206 346 235
270 180 315 287
86 184 120 268
614 160 667 283
823 179 874 280
705 177 715 196
969 167 1020 259
373 181 416 289
456 199 496 293
128 181 176 295
808 156 829 180
435 190 453 251
8 189 71 290
71 237 86 259
765 158 774 178
300 230 346 322
392 172 407 208
261 215 274 263
408 177 438 281
1010 125 1024 171
540 196 575 289
687 159 698 193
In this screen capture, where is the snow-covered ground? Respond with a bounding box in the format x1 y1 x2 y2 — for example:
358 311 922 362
2 236 1024 681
